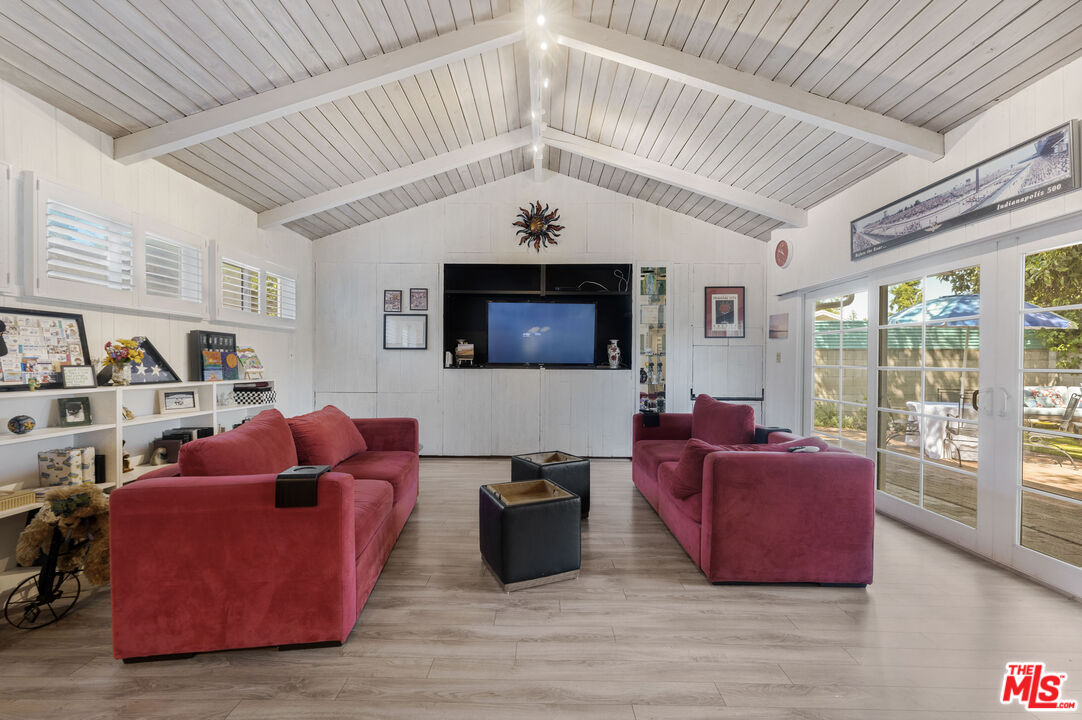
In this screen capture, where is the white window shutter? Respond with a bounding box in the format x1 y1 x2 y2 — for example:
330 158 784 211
45 201 134 291
220 258 260 315
145 233 202 303
265 272 297 321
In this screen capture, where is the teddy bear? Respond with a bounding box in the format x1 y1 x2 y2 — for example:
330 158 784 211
16 483 110 586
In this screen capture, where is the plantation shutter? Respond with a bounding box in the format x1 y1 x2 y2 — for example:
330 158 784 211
220 259 260 314
145 233 202 304
265 273 297 321
45 200 133 292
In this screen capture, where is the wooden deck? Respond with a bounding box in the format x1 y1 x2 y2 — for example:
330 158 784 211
1 457 1080 718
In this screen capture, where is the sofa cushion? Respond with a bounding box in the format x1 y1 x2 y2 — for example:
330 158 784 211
658 462 703 525
671 438 722 499
334 451 418 507
352 479 393 560
288 405 368 466
691 395 754 445
179 409 298 476
633 439 686 481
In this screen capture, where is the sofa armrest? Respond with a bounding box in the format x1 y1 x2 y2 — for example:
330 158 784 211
700 452 875 583
353 417 419 452
632 413 692 443
134 464 180 481
110 472 357 659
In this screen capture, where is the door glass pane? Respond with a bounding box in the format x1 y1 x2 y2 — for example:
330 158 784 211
1023 431 1082 502
923 371 979 415
929 420 980 473
926 326 980 368
842 330 868 367
841 406 867 451
1024 243 1082 307
814 367 840 400
923 464 977 528
1022 372 1082 433
813 401 840 438
881 279 922 324
879 369 921 411
1021 490 1082 567
880 327 921 367
879 451 920 505
878 411 920 459
1025 309 1082 369
926 266 980 307
841 368 868 404
815 296 842 332
814 333 839 365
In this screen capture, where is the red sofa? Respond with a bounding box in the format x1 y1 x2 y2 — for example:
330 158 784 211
633 397 875 585
110 407 418 661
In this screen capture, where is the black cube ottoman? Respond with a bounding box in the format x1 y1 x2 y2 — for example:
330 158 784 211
479 479 581 591
510 451 590 517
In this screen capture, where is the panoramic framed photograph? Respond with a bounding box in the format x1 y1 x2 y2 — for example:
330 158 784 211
159 389 199 413
409 288 428 311
384 314 428 350
61 365 97 388
852 120 1079 260
704 286 745 339
0 306 92 392
384 290 402 312
56 397 93 427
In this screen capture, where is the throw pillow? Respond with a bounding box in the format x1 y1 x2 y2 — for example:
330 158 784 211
179 408 298 476
671 438 723 499
288 405 368 466
691 394 755 445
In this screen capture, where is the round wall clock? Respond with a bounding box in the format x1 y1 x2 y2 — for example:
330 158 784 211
774 239 792 269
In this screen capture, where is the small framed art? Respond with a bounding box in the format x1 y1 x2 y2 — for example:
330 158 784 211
62 365 97 389
159 389 200 413
409 288 428 311
57 397 93 427
384 290 403 312
384 314 428 350
704 286 745 339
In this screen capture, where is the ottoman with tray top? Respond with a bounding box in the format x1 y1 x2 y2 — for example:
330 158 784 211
479 479 581 591
510 451 590 517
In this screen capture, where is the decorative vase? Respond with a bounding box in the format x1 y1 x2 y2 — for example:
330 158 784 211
7 415 35 435
607 339 621 369
111 363 132 386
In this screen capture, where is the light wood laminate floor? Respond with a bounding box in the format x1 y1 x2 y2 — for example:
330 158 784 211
2 457 1080 719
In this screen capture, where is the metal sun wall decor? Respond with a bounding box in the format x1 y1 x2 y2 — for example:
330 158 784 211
514 201 564 252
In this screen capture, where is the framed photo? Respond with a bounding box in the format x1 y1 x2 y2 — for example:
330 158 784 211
409 288 428 311
384 290 403 312
0 307 92 392
96 336 182 386
57 397 93 427
384 314 428 350
62 365 97 388
769 313 790 340
189 330 237 382
159 389 199 413
704 286 745 338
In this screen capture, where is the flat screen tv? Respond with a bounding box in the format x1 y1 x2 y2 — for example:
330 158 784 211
487 301 596 365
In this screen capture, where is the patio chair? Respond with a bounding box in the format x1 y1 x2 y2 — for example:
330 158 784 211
944 391 980 467
1023 392 1080 468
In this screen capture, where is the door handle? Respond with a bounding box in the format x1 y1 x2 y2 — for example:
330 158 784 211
997 387 1011 418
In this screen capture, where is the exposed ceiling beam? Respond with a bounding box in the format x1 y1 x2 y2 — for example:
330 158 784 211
552 17 944 161
542 127 807 228
526 1 545 181
114 13 524 165
258 128 533 227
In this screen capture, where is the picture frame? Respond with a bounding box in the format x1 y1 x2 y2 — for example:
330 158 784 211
56 397 93 427
409 288 428 311
384 314 428 350
0 306 92 392
159 389 199 413
384 290 403 313
704 286 745 339
62 365 97 389
95 336 182 386
189 330 237 382
769 313 790 340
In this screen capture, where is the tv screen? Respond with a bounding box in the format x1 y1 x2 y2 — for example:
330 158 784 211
487 302 596 365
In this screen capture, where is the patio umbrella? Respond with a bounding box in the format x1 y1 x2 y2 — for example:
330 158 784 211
889 294 1076 399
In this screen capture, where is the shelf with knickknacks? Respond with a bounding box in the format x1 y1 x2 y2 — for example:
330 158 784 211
638 266 667 413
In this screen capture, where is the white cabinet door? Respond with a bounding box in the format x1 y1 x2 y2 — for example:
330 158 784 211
491 369 541 455
541 370 635 457
442 369 492 456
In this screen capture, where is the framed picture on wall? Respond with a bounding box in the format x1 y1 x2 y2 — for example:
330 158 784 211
409 288 428 311
384 314 427 350
704 286 745 338
384 290 402 312
56 397 93 427
0 307 92 392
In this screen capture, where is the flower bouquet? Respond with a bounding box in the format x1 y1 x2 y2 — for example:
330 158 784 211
102 339 145 386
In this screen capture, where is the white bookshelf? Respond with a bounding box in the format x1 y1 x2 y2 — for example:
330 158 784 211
0 380 275 593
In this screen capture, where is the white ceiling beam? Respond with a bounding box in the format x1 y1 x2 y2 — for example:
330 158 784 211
258 128 533 227
552 17 944 161
527 0 545 181
114 14 524 165
541 127 807 228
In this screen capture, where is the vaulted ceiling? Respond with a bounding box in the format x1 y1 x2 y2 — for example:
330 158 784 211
0 0 1079 242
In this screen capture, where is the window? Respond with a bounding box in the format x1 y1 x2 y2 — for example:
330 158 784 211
265 272 296 321
220 259 260 315
810 291 869 454
44 200 133 293
145 232 202 304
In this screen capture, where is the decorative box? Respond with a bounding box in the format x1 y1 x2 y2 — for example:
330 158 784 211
38 446 96 486
0 488 36 512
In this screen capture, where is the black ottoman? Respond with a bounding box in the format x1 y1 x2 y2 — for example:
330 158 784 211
479 479 581 591
510 451 590 517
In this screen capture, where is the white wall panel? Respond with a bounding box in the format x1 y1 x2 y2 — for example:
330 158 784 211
315 261 378 393
378 391 443 455
315 392 377 418
442 369 492 456
490 369 540 455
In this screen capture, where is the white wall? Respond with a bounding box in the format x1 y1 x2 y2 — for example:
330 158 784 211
313 171 766 456
0 80 315 416
765 57 1082 430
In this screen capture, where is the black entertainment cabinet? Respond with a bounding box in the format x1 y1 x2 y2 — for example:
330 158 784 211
443 263 633 369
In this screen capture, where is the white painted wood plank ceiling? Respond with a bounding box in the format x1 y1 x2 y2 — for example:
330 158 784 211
0 0 1078 241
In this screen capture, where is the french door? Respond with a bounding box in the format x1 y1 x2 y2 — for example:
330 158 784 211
807 227 1082 596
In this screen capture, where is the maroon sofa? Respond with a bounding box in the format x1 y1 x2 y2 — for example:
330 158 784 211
633 396 875 585
110 407 418 661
